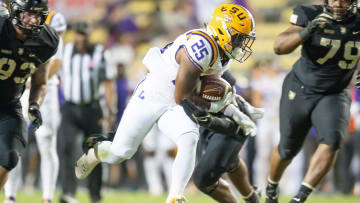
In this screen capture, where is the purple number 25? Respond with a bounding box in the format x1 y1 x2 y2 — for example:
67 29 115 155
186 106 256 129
191 40 209 60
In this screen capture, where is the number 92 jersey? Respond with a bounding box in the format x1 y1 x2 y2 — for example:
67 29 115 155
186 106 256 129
0 16 59 105
290 5 360 94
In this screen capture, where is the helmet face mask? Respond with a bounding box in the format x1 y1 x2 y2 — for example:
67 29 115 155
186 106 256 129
225 32 255 62
324 0 357 21
207 4 255 63
9 0 49 37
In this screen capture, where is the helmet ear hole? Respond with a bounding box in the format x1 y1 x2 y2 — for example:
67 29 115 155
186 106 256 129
217 29 224 35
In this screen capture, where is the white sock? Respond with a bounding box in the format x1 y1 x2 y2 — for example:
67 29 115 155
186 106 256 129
96 141 125 164
36 134 59 200
167 132 198 202
4 159 22 198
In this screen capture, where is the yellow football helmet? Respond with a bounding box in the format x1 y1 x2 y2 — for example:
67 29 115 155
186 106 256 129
207 4 255 63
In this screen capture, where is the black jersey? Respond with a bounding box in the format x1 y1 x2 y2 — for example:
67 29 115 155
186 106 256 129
290 5 360 94
0 16 59 105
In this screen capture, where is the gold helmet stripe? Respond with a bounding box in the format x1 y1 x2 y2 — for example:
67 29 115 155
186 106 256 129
45 10 55 25
186 30 218 66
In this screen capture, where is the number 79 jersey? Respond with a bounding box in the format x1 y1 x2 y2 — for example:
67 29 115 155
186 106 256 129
290 5 360 94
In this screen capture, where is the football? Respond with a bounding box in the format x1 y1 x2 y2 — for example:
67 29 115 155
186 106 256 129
196 75 232 102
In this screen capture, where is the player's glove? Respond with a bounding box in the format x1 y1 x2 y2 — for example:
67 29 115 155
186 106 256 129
223 104 257 137
209 91 234 113
299 11 334 40
234 94 264 121
181 99 245 137
28 103 42 130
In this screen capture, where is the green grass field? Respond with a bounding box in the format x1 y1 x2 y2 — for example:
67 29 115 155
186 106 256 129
1 191 359 203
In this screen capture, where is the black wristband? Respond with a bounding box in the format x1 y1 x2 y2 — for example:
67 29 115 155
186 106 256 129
298 26 312 40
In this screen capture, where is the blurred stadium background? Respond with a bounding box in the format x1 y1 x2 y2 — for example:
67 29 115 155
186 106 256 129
2 0 360 202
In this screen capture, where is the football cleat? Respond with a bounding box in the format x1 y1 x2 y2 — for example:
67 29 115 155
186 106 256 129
82 132 115 154
265 186 279 203
59 195 78 203
75 148 100 179
289 198 304 203
169 196 187 203
3 196 16 203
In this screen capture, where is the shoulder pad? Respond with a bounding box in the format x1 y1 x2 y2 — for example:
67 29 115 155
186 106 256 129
35 24 60 63
183 30 218 72
290 5 323 27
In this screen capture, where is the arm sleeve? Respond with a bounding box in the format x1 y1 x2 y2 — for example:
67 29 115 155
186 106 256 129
290 5 309 27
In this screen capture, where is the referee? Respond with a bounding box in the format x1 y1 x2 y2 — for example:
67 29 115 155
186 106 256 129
58 22 116 203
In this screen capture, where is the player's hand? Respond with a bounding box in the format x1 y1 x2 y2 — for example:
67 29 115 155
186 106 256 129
299 12 334 40
234 94 264 120
209 91 234 113
223 104 257 136
181 99 212 126
28 103 42 130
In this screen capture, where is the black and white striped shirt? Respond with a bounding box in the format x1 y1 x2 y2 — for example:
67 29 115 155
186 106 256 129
61 43 114 104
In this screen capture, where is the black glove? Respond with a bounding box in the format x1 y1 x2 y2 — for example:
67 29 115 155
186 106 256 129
299 11 334 40
28 103 42 130
181 99 211 126
181 99 244 136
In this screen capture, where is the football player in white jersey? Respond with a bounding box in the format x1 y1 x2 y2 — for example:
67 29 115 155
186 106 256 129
75 4 257 203
4 11 66 203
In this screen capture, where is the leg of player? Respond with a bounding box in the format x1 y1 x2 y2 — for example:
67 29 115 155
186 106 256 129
288 144 337 203
36 134 59 203
75 88 167 179
228 159 260 203
157 106 199 203
265 147 292 203
0 166 9 190
204 178 239 203
3 160 22 203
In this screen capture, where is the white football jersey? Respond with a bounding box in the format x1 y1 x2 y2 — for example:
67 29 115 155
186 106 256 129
161 28 232 76
142 28 232 103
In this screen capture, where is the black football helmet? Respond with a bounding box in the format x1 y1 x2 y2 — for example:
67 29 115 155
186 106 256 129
8 0 49 36
324 0 358 21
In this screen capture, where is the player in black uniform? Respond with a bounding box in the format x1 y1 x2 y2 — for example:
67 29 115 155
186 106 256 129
265 0 360 203
0 0 58 189
181 71 263 203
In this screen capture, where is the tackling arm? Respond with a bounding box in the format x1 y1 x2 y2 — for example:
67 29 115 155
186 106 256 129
47 58 61 79
273 25 305 55
29 61 50 106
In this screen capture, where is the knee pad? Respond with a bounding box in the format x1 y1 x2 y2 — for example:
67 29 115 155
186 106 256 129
323 133 342 151
278 146 300 160
1 150 19 171
193 164 226 191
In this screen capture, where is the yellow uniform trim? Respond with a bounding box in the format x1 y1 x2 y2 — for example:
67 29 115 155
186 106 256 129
186 30 218 67
45 10 55 25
